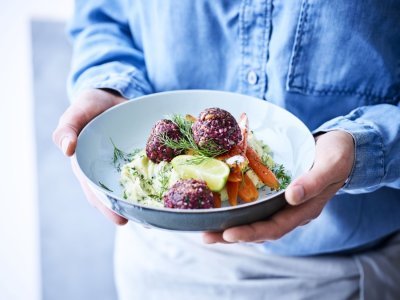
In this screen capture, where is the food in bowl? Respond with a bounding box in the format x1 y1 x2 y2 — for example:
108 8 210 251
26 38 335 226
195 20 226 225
116 107 291 209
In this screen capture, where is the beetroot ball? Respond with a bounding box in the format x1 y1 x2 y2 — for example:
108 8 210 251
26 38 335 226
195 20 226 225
146 119 183 163
163 179 213 209
192 107 241 152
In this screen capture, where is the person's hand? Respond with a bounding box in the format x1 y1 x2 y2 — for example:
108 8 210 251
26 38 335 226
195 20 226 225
203 130 355 244
53 88 128 225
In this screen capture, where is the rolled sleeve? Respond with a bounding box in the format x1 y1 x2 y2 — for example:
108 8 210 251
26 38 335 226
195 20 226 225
314 116 385 192
70 62 153 100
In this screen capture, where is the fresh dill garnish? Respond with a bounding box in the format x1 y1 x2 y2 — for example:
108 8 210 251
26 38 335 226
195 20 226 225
181 155 212 165
146 164 171 201
159 132 194 153
198 140 227 157
273 164 291 190
156 164 171 200
110 138 141 171
158 114 228 158
99 181 114 192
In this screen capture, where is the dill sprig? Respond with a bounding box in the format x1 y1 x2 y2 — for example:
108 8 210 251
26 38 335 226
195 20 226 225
183 155 211 165
99 181 113 192
159 132 195 154
159 114 227 158
110 138 141 171
155 164 171 200
146 164 171 201
273 164 291 190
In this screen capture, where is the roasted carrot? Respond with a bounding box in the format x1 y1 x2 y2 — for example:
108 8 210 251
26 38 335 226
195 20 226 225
228 165 243 182
185 114 197 122
245 147 280 190
226 181 239 206
185 148 196 155
238 173 259 202
212 192 222 208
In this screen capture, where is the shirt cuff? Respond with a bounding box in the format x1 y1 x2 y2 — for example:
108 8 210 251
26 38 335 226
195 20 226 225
313 116 385 192
69 63 153 100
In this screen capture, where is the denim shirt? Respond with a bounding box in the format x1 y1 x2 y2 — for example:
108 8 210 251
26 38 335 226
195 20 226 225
68 0 400 255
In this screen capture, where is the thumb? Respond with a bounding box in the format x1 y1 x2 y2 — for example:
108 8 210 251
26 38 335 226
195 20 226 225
52 105 89 156
285 131 354 205
285 166 332 205
53 89 126 156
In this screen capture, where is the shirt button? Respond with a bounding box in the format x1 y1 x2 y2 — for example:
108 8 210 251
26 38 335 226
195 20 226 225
247 70 258 85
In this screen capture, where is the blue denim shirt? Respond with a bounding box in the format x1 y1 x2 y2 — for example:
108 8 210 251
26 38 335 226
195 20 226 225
68 0 400 255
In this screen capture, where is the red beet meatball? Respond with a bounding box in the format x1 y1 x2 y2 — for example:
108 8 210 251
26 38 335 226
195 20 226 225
163 179 214 209
192 108 241 152
145 119 183 163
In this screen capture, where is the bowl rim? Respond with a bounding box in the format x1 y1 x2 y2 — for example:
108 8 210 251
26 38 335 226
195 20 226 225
75 89 315 214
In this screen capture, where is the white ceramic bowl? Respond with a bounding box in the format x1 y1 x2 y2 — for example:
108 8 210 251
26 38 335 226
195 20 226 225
75 90 315 231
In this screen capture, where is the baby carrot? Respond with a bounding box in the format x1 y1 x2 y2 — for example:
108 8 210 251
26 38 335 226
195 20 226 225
226 181 239 206
185 114 197 122
212 192 222 208
238 173 259 202
228 165 243 182
245 147 280 190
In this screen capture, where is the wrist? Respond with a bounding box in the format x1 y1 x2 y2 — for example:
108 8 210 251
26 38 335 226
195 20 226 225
315 130 355 185
98 87 124 98
314 116 384 192
74 88 126 105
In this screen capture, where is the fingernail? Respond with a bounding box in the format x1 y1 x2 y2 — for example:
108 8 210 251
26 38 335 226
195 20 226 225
202 235 216 244
291 185 305 204
223 232 238 243
61 136 71 155
203 239 216 245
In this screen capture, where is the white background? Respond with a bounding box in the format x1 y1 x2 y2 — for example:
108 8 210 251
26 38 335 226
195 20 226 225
0 1 73 299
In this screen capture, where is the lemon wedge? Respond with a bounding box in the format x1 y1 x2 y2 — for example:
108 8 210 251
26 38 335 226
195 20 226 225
171 155 230 192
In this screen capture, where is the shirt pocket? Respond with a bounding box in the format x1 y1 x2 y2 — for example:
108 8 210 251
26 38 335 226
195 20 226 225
286 0 400 104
